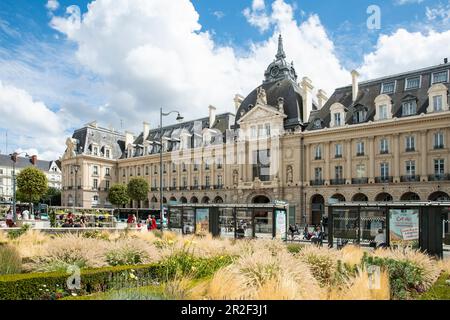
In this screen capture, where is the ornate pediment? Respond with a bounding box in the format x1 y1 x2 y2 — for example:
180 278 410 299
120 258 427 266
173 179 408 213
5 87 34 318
237 103 286 124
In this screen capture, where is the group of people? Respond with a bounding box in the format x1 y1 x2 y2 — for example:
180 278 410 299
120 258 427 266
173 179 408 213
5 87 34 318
288 223 325 245
127 214 158 231
61 212 89 228
4 207 32 227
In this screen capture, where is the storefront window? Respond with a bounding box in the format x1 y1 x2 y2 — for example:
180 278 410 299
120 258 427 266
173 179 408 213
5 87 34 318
236 209 253 238
183 209 195 234
219 208 235 238
389 208 419 247
168 208 182 230
360 208 386 246
254 209 273 238
332 208 359 246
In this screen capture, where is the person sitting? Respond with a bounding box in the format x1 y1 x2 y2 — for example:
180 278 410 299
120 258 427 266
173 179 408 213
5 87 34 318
310 226 323 246
374 229 387 248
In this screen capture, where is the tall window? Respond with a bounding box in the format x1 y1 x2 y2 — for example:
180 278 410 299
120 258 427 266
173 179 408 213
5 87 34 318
434 132 444 149
105 167 110 176
405 77 420 90
183 177 187 188
434 159 445 175
378 105 388 120
356 141 365 156
432 70 448 84
205 176 210 187
380 138 389 154
93 166 98 175
251 126 257 138
402 100 417 116
194 176 198 187
335 144 343 158
145 166 149 175
314 145 322 160
153 179 157 188
252 149 271 181
405 136 415 151
172 178 177 188
356 164 366 178
122 169 125 177
334 113 342 126
93 147 98 156
93 179 98 189
380 163 389 178
405 160 416 176
433 95 443 112
335 166 343 180
105 149 110 158
217 175 223 186
172 162 176 172
137 167 141 176
314 167 322 181
105 180 110 190
353 108 367 123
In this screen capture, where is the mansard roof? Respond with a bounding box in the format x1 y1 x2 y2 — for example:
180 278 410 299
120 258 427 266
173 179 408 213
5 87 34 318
306 63 450 130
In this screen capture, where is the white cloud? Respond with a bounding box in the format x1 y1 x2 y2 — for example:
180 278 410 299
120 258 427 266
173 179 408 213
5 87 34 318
358 28 450 79
243 0 271 33
46 0 60 11
0 81 67 160
426 2 450 28
48 0 349 136
213 11 225 20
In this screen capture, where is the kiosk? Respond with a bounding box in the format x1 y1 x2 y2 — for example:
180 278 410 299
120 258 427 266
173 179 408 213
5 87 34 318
168 203 289 240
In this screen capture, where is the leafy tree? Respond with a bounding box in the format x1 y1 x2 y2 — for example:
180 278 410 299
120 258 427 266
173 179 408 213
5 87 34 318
108 183 130 209
16 167 48 211
41 187 61 206
127 177 149 208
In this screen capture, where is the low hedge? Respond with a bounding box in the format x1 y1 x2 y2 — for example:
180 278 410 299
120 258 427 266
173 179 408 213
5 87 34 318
0 263 164 300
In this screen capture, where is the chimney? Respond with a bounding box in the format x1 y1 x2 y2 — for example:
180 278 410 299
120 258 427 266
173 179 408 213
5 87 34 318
445 58 448 64
125 131 134 147
143 121 150 140
208 105 216 128
233 94 244 112
300 77 314 123
316 89 328 109
351 70 360 102
30 155 37 166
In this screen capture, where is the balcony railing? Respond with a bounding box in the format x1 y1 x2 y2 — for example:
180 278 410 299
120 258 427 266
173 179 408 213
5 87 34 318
192 185 200 190
400 175 420 182
356 152 365 157
314 156 322 160
180 186 188 190
169 187 177 191
434 144 444 150
151 187 158 191
310 179 324 186
335 154 342 159
214 184 224 189
405 147 415 152
352 177 368 184
330 178 346 185
67 186 73 190
428 174 450 181
375 176 393 183
380 150 389 155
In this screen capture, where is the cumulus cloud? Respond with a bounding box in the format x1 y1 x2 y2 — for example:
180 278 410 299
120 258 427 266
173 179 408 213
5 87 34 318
358 28 450 79
46 0 60 11
243 0 271 33
0 81 67 160
48 0 349 135
394 0 424 5
426 2 450 28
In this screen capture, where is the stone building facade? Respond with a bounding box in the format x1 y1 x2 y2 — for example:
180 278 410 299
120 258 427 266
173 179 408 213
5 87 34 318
61 36 450 225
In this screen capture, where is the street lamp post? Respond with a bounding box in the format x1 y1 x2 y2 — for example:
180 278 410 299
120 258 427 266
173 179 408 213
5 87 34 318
72 164 80 209
159 107 183 231
9 152 29 222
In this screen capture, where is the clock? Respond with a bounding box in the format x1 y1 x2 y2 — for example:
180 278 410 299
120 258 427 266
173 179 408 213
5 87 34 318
270 66 279 77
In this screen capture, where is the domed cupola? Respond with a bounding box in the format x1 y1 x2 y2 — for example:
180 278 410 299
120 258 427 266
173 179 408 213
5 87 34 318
263 35 298 84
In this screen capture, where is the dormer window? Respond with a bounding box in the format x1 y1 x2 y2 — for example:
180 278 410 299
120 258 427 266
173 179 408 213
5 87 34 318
381 81 395 94
432 70 448 84
378 105 388 120
402 100 417 116
334 113 342 126
353 106 367 123
433 95 443 111
374 94 392 121
105 149 110 158
405 76 420 90
93 147 98 156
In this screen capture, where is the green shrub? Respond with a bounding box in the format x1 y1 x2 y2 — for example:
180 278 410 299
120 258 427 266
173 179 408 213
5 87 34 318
0 263 164 300
0 245 22 275
286 243 304 254
363 255 424 299
7 224 31 240
62 284 165 300
106 248 145 266
160 252 233 281
420 273 450 300
82 230 109 240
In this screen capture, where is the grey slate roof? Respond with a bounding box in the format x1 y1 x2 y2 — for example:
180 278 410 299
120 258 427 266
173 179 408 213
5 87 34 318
72 125 125 159
306 63 450 130
0 154 53 171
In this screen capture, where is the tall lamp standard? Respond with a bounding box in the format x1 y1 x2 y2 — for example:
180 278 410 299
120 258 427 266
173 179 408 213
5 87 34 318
159 107 183 230
9 152 29 222
72 164 80 209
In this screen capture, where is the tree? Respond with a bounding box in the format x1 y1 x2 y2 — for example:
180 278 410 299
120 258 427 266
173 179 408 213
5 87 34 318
40 187 61 206
108 183 130 209
16 167 48 211
127 177 149 208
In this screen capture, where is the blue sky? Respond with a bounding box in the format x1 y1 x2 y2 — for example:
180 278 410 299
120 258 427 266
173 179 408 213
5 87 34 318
0 0 449 159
